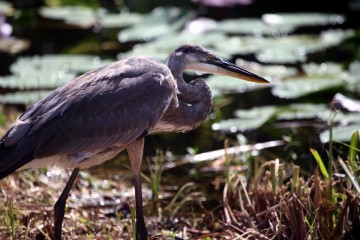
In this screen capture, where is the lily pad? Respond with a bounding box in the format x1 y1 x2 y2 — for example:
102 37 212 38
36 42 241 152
39 6 142 28
39 6 98 27
262 13 345 28
214 18 294 35
302 62 343 76
99 12 143 28
1 55 112 90
235 59 298 81
346 61 360 92
256 29 354 63
333 93 360 113
118 7 190 42
212 36 266 55
0 91 51 105
11 55 112 75
320 124 360 143
276 103 328 120
206 75 270 97
271 76 344 99
0 74 73 89
118 32 230 60
212 106 277 132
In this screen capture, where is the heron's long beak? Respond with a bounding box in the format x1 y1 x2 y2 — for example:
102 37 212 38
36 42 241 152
213 59 269 84
189 58 269 83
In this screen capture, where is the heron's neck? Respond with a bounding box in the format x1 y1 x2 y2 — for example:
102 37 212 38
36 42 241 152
168 56 200 103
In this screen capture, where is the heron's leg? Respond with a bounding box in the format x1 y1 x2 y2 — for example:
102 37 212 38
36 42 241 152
54 168 80 240
127 138 148 240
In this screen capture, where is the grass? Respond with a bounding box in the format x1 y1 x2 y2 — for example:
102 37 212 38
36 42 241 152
0 134 359 239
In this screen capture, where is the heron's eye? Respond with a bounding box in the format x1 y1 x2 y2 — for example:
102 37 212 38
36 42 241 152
207 56 212 60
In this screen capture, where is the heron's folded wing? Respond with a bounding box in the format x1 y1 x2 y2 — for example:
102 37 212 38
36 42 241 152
34 73 173 157
2 58 174 159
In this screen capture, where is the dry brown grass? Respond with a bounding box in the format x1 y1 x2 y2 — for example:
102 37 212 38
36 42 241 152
223 160 360 240
0 158 359 239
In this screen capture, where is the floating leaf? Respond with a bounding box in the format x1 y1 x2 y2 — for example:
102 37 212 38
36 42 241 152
320 124 360 143
99 12 143 28
212 106 277 132
214 18 293 35
39 6 98 27
0 91 51 105
212 36 266 55
271 76 344 99
39 6 142 28
185 17 217 34
262 13 345 28
0 74 73 89
1 55 112 90
206 75 269 97
333 93 360 112
276 103 328 120
118 7 190 42
346 61 360 92
256 29 354 63
118 32 230 60
11 55 112 75
302 62 343 76
235 59 298 81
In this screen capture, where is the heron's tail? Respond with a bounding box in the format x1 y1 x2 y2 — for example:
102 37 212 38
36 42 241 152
0 137 34 180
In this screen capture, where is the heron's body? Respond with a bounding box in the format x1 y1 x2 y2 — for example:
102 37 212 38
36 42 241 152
1 56 211 172
0 44 267 240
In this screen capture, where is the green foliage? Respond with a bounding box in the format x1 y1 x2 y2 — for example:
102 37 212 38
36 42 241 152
118 7 190 42
310 148 329 180
39 5 142 28
349 132 360 177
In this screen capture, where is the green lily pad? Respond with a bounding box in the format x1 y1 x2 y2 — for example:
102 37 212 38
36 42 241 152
1 55 112 90
212 36 266 55
333 93 360 113
0 74 73 89
212 106 277 132
235 59 298 81
256 29 354 63
0 91 51 105
11 55 112 75
118 7 190 42
320 125 360 143
302 62 343 76
118 32 231 60
346 61 360 92
39 6 142 28
276 103 329 120
271 76 344 99
206 75 270 97
214 18 294 35
262 13 345 28
99 12 143 28
39 6 98 27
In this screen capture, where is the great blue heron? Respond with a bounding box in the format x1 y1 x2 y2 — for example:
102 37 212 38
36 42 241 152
0 44 268 239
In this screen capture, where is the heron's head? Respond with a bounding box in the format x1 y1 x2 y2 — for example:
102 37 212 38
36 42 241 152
171 44 269 84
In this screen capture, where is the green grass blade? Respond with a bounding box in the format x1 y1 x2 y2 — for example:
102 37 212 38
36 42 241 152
349 131 359 162
310 148 329 180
